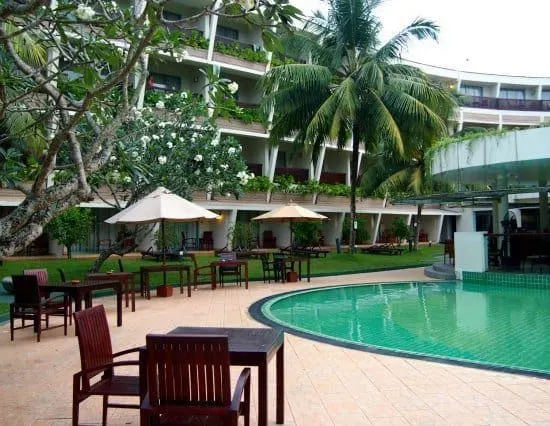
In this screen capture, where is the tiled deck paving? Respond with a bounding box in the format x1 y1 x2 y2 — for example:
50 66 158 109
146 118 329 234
1 267 550 426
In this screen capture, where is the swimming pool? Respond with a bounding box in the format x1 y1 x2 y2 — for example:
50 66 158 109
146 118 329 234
255 281 550 376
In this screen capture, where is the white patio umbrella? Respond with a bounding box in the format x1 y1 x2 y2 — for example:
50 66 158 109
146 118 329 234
105 186 219 285
251 203 328 245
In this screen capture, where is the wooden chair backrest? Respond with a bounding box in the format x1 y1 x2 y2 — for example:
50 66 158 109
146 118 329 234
12 275 41 304
57 268 67 282
181 253 198 270
145 334 231 407
444 240 455 256
23 268 48 285
74 305 114 384
219 252 237 262
202 231 213 241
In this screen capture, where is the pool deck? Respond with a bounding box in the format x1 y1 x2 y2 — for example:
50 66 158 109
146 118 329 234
1 267 549 425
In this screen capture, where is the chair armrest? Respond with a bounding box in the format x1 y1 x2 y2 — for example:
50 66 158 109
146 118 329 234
112 346 142 358
195 265 214 274
230 367 251 413
74 360 141 381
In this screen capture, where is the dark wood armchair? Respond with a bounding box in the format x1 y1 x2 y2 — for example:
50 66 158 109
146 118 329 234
10 275 68 342
201 231 214 250
263 230 277 248
183 253 214 289
260 253 280 283
444 239 455 265
219 252 242 287
72 305 142 426
141 334 251 426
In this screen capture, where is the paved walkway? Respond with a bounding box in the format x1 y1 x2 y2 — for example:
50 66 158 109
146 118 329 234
1 268 549 425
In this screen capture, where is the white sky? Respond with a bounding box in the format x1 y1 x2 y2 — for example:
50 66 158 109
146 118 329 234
290 0 550 77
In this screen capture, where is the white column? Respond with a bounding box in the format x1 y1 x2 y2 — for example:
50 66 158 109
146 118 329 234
436 215 445 243
207 0 222 60
537 85 543 100
457 110 464 132
495 82 501 98
372 213 382 244
498 195 509 234
336 212 345 246
407 214 413 226
314 145 327 182
498 114 503 131
268 145 279 181
309 161 315 180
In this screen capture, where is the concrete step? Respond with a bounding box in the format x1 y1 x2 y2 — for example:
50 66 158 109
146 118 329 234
432 261 455 274
424 265 456 280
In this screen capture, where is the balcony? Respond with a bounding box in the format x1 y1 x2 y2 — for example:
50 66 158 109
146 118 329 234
213 37 268 72
274 167 309 183
320 172 346 184
462 96 550 112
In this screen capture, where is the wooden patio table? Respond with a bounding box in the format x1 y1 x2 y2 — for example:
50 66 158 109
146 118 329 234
40 280 123 327
139 264 191 299
163 327 284 426
210 260 249 289
86 272 135 312
276 255 311 283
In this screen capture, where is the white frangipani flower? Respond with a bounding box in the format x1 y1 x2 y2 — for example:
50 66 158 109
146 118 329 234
123 176 132 183
76 4 95 20
166 142 173 149
228 147 236 154
227 81 239 94
110 155 117 162
152 135 160 140
194 154 203 162
210 140 219 147
158 156 167 165
170 132 177 139
155 100 165 109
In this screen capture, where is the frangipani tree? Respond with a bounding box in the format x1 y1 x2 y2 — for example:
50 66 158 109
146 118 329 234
0 0 300 257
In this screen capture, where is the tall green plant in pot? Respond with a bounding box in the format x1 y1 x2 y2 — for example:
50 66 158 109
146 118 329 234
391 217 411 246
228 222 258 250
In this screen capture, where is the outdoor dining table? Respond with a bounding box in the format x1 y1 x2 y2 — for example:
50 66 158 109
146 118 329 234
139 264 191 299
86 272 136 311
276 255 311 283
210 260 249 289
40 279 123 327
138 327 284 426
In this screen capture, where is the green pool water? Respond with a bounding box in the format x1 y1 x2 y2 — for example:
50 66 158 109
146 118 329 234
261 281 550 375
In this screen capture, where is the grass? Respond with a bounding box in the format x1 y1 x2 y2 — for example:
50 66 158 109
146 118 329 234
0 245 442 311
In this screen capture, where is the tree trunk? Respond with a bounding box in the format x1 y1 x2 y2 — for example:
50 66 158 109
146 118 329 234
0 180 92 257
414 204 423 251
348 133 360 253
66 245 71 259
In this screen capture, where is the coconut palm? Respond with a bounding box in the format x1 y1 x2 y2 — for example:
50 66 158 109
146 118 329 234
262 0 457 251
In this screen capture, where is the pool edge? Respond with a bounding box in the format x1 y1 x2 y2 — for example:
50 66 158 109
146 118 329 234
248 281 550 380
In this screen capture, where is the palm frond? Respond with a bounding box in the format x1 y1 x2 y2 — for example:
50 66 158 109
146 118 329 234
375 18 439 61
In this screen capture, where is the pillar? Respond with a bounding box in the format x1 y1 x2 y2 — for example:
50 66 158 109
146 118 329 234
207 0 222 60
498 195 508 234
372 213 382 244
226 209 238 250
436 215 445 243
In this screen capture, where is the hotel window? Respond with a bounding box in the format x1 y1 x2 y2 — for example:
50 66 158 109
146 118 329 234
499 88 525 100
148 73 181 92
217 26 239 40
460 85 483 97
542 90 550 100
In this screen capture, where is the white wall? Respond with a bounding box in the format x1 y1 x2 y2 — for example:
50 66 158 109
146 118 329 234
454 231 488 279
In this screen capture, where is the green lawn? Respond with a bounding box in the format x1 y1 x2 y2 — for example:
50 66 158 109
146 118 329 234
0 245 442 310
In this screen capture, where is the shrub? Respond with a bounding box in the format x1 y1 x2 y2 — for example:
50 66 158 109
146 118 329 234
342 215 371 244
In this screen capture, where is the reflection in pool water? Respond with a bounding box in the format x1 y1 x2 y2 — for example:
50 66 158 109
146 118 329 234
261 281 550 374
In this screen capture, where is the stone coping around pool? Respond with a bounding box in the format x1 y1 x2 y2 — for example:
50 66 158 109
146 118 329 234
463 271 550 288
249 281 550 380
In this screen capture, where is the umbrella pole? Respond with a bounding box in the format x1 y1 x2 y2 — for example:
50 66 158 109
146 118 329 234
162 219 167 287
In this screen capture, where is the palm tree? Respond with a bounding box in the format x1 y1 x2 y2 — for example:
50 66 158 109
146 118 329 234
262 0 456 252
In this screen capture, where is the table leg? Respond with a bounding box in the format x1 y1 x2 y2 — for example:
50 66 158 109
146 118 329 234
146 273 151 300
124 279 129 308
131 276 136 312
84 292 93 309
281 262 286 283
245 264 249 289
307 255 311 283
186 268 191 297
73 294 83 313
298 261 302 281
116 287 122 327
140 270 145 297
211 267 217 290
258 360 268 426
276 343 285 424
179 270 183 294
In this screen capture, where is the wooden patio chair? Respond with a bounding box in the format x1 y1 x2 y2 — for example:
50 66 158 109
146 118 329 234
219 251 241 287
260 253 280 283
10 275 68 342
182 253 214 289
141 334 251 426
72 305 142 426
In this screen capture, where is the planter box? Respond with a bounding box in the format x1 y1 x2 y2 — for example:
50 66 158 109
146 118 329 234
315 195 349 206
156 285 173 297
270 193 311 204
286 271 298 282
